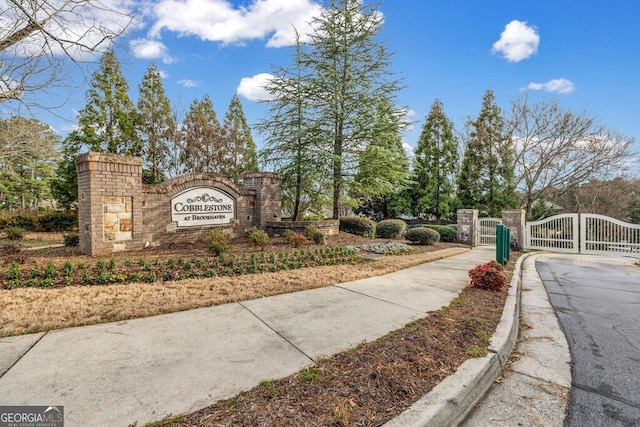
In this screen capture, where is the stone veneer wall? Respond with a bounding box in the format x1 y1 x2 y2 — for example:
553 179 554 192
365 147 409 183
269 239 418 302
77 152 282 255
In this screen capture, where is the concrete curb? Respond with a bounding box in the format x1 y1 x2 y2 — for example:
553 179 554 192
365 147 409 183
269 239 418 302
383 253 529 427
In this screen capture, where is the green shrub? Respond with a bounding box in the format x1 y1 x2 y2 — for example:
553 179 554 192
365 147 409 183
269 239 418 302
282 229 294 242
304 226 319 240
302 214 324 221
4 227 26 241
339 216 376 238
207 228 230 256
405 227 440 245
376 219 407 238
0 214 36 231
36 213 76 232
63 234 80 247
423 225 457 242
312 231 326 245
245 227 269 250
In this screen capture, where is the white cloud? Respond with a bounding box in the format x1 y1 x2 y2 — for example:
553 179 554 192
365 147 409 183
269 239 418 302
148 0 323 48
237 73 276 101
526 78 575 94
492 20 540 62
130 38 175 64
178 79 201 88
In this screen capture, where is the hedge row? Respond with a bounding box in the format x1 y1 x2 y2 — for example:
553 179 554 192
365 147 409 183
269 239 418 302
0 213 76 232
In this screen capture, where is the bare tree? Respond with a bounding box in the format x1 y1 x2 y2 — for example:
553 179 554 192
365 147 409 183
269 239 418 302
0 0 134 108
508 95 636 214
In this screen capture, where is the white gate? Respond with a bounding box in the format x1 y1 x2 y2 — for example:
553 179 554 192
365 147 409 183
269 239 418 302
581 214 640 255
525 214 579 253
477 218 503 245
524 213 640 256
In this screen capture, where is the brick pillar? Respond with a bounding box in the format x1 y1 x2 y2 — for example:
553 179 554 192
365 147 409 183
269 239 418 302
502 209 526 250
242 172 282 230
457 209 479 247
76 152 143 255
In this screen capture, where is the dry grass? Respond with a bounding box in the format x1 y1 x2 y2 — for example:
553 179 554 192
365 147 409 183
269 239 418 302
0 247 468 338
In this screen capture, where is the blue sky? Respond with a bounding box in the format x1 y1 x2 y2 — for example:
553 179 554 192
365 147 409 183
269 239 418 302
5 0 640 158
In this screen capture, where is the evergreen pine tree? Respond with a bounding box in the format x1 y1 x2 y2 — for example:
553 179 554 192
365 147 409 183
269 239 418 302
457 90 516 216
137 63 175 183
414 99 459 220
304 0 405 218
76 48 139 155
221 94 258 185
258 33 327 220
180 95 223 174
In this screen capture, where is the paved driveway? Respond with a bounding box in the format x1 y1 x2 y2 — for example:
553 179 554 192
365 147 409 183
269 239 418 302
536 254 640 427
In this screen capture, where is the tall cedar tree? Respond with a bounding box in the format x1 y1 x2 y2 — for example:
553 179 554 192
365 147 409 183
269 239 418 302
457 90 517 217
221 94 259 185
137 63 175 183
414 99 459 220
75 49 139 155
258 33 328 220
180 95 223 174
353 98 412 212
304 0 405 219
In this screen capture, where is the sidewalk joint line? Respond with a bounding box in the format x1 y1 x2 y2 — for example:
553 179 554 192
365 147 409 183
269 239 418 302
333 284 423 313
237 302 317 364
0 332 48 380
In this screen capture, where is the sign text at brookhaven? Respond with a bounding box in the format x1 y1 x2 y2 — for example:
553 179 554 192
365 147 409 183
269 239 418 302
171 188 236 227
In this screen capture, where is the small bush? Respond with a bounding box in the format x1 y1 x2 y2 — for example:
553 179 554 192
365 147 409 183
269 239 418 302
207 228 230 256
339 216 376 238
245 227 269 250
405 227 440 245
468 263 507 291
282 229 295 242
376 219 407 238
290 233 308 248
4 227 26 241
302 214 324 221
63 234 80 247
311 231 326 245
0 214 36 231
304 226 319 240
36 213 76 232
422 225 457 242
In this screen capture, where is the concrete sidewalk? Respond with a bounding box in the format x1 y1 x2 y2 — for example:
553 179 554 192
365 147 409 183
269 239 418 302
0 247 495 426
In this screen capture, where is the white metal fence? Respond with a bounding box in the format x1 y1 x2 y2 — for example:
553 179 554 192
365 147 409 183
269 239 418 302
477 218 503 245
525 213 640 256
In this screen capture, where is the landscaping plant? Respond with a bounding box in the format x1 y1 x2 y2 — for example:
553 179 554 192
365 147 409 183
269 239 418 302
405 227 440 245
468 262 507 291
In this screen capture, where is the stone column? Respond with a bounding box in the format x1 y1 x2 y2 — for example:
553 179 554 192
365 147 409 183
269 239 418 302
242 172 282 230
76 152 143 255
457 209 479 247
502 209 526 250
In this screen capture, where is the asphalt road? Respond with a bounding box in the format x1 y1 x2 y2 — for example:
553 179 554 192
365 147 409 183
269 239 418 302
536 255 640 427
